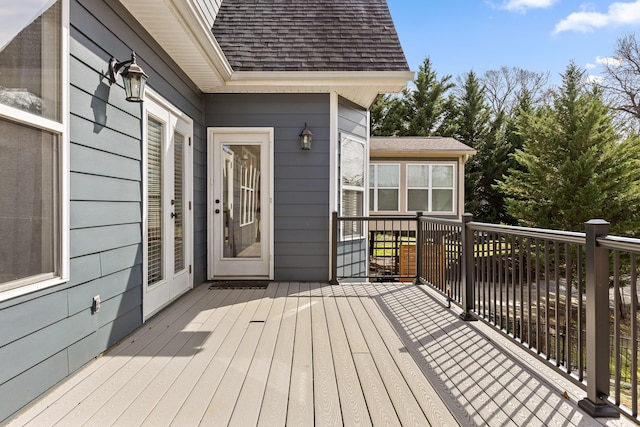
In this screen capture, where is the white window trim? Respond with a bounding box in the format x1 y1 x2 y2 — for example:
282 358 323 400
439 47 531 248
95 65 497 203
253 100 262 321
0 0 70 303
406 162 456 214
370 163 400 213
340 133 367 240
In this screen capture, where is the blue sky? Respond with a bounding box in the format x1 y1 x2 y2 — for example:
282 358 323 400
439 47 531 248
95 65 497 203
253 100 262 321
386 0 640 85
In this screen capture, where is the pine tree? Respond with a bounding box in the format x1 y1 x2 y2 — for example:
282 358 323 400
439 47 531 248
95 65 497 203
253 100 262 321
403 57 455 136
496 62 640 235
370 94 405 136
454 71 502 222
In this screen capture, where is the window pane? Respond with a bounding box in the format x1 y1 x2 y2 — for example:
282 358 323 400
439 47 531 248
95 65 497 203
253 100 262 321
0 0 61 121
433 165 453 187
0 118 57 285
369 188 374 211
148 116 163 285
342 189 363 237
433 189 453 212
369 165 374 187
377 164 399 187
407 189 428 211
174 132 185 273
378 189 398 211
341 138 364 187
407 165 429 187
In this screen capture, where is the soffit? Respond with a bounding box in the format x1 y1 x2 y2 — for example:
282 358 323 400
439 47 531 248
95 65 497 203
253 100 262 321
119 0 231 91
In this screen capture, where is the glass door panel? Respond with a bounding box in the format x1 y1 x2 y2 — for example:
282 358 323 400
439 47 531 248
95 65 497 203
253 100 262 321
221 144 261 259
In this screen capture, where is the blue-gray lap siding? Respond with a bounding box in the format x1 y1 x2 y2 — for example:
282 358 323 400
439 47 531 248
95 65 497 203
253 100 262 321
337 98 369 279
0 0 207 422
206 93 331 281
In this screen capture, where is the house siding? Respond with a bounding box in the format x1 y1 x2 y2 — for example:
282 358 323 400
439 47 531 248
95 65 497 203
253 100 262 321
206 93 331 281
0 0 206 422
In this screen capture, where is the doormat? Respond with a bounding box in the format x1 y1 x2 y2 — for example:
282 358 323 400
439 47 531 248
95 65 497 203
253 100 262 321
207 280 270 289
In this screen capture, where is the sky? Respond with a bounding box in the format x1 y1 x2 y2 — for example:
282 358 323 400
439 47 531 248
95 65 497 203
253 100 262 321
386 0 640 85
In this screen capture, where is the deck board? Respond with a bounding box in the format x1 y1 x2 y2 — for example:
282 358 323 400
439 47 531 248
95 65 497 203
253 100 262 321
8 282 633 427
321 284 372 427
286 282 314 427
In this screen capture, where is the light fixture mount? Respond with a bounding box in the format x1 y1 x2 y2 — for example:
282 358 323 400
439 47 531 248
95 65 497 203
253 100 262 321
108 51 148 102
299 123 313 150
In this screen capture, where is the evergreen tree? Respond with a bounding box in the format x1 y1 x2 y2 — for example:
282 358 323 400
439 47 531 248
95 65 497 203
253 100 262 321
496 62 640 235
403 57 455 136
370 94 405 136
453 71 500 222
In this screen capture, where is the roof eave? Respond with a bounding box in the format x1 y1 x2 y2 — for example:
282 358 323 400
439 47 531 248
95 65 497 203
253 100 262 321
216 70 415 108
371 149 477 158
119 0 233 91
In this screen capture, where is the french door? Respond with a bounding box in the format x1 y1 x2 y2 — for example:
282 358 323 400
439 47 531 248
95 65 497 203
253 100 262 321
143 95 193 320
208 128 273 279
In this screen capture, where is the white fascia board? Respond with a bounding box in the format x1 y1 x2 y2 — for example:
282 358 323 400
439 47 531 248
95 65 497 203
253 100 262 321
219 70 415 107
372 149 478 158
119 0 232 90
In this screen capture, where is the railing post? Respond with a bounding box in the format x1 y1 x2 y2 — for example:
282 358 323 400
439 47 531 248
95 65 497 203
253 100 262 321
579 219 618 418
460 213 476 321
414 212 423 285
330 211 339 285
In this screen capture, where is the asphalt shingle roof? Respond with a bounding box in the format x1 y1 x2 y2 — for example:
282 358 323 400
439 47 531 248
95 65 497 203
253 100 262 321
371 137 476 155
212 0 410 72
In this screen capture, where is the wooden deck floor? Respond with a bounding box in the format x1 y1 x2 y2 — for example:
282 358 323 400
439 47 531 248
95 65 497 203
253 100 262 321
8 282 633 427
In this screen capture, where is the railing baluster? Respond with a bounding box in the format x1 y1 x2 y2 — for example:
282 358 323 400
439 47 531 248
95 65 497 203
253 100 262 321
565 242 572 373
535 238 541 353
555 241 560 366
614 250 621 405
545 240 550 360
631 254 637 417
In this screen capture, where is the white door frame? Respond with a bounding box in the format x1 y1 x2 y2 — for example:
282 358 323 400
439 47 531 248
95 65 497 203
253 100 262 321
207 127 274 280
143 90 193 320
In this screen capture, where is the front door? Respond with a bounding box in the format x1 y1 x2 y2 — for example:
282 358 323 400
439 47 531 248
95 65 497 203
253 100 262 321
208 128 273 279
143 95 193 320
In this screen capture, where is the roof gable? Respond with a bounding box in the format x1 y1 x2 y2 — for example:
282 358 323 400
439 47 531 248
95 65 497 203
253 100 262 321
213 0 409 72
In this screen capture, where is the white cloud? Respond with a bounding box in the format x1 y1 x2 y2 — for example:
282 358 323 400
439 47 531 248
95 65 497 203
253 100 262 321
585 62 596 69
502 0 557 13
595 55 622 67
587 74 604 84
554 0 640 34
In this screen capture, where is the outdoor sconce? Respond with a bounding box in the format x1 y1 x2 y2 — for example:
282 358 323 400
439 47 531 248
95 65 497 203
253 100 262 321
299 123 313 150
108 51 148 102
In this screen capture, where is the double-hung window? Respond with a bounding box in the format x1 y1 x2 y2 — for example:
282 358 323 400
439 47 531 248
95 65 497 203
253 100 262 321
407 163 455 213
0 0 68 298
369 164 399 212
340 134 365 238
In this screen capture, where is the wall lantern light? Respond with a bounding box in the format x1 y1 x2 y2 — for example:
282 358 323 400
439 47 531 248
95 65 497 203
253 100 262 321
108 51 148 102
299 123 313 150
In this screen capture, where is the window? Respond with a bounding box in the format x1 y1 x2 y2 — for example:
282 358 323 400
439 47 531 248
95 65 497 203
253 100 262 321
240 148 259 227
0 0 68 297
340 134 365 238
407 164 454 213
369 164 399 212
